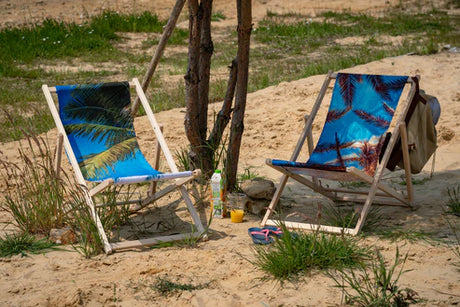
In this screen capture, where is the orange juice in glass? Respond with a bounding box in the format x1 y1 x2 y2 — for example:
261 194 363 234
228 193 247 223
230 209 244 223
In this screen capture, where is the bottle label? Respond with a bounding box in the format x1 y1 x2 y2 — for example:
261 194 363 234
211 171 224 218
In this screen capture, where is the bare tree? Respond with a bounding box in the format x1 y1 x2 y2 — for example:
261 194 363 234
224 0 252 191
184 0 252 190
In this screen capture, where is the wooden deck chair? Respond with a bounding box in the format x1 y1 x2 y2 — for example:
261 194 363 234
262 71 419 235
43 78 205 253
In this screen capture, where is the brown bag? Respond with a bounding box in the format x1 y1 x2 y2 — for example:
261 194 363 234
386 76 439 174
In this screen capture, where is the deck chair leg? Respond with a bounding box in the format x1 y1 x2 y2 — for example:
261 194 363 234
305 116 318 186
353 183 379 235
149 124 163 197
54 133 63 179
179 185 205 235
399 122 414 203
261 174 289 226
82 188 112 254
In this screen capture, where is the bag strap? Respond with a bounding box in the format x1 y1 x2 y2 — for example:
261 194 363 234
404 76 426 124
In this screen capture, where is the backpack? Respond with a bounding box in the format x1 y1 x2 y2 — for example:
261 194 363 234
386 76 440 174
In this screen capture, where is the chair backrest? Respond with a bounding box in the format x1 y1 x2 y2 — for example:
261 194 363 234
306 73 408 176
55 81 160 182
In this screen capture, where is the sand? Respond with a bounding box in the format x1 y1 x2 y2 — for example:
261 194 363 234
1 1 460 306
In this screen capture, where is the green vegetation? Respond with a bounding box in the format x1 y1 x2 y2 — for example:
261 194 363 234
446 219 460 268
90 11 165 33
321 205 383 233
329 248 419 306
211 11 226 22
1 9 458 142
151 276 210 296
0 232 57 257
446 185 460 216
249 10 458 91
249 224 371 283
0 129 141 258
0 130 69 234
376 228 437 245
397 176 431 186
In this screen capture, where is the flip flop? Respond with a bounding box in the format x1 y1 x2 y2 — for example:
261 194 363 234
262 226 284 238
248 227 274 244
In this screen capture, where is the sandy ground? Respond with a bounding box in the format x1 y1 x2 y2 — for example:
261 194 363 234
1 1 460 306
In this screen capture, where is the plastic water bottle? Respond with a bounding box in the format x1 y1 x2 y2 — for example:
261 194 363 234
210 170 224 218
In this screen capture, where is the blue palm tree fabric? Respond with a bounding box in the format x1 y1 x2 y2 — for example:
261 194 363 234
56 82 181 183
272 73 408 176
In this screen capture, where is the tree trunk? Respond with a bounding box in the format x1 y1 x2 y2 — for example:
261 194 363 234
208 59 238 150
198 0 214 177
225 0 252 191
184 0 203 170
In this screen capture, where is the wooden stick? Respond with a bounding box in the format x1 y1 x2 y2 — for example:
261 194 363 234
110 232 202 251
131 0 186 113
265 219 354 235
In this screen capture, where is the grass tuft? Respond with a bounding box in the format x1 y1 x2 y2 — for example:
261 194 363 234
446 185 460 216
445 218 460 268
321 205 383 233
397 176 430 186
249 224 371 283
0 233 57 258
153 276 210 296
329 247 419 306
0 129 71 234
376 228 437 245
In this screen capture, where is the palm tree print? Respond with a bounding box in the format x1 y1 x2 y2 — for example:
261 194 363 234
57 82 141 180
306 73 407 175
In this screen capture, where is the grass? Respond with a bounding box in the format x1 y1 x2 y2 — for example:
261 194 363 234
445 185 460 216
0 232 57 258
249 224 371 283
0 9 458 142
446 218 460 268
238 166 263 182
153 276 210 296
127 276 211 298
329 247 419 306
211 11 226 22
376 228 437 245
321 204 383 233
0 129 70 234
397 176 431 186
0 126 145 258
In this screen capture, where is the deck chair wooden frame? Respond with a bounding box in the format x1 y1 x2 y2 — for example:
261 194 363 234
261 71 419 235
43 78 205 253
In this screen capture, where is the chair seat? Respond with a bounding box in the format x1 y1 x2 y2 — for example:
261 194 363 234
107 171 194 185
268 159 357 181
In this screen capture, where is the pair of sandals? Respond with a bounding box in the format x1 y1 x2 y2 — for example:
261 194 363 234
248 226 283 244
